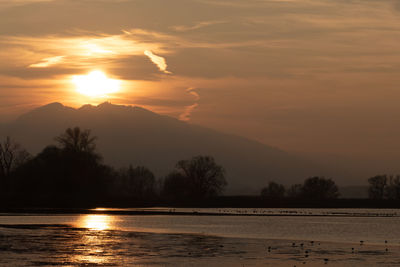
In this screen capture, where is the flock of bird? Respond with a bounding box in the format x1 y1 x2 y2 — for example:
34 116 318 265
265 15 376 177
263 239 392 266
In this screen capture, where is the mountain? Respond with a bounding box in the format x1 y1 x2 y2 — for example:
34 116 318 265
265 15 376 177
1 102 323 194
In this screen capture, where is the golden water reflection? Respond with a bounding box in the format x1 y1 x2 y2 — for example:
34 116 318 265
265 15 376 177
79 215 114 231
71 215 117 265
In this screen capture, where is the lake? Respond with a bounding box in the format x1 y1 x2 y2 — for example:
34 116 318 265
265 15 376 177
1 208 400 266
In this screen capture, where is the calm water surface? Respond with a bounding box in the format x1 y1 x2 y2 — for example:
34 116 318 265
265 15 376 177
1 208 400 244
1 209 400 266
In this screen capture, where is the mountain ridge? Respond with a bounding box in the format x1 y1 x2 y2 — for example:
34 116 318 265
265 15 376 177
1 102 322 194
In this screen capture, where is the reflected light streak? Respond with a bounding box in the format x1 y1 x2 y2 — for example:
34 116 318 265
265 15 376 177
81 215 113 231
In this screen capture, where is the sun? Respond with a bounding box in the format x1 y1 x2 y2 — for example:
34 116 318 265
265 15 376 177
72 70 121 97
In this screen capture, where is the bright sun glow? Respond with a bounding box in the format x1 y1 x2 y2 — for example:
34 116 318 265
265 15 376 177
72 70 121 97
82 215 112 231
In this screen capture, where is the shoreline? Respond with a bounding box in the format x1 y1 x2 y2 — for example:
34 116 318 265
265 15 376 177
1 207 400 217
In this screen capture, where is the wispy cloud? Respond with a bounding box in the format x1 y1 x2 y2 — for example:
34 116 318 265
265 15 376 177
180 103 198 122
29 56 65 68
0 32 166 71
186 87 200 101
171 20 226 32
144 50 172 74
180 87 199 121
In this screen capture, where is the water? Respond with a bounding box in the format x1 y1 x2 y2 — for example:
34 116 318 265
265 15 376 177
1 208 400 266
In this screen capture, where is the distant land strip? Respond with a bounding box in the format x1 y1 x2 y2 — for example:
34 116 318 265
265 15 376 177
0 208 399 218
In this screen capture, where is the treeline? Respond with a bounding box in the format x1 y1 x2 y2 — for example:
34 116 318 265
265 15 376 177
0 127 227 207
260 177 339 200
261 176 400 201
368 175 400 200
2 127 400 208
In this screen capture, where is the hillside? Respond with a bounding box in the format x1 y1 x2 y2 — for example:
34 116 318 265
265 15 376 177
1 102 321 194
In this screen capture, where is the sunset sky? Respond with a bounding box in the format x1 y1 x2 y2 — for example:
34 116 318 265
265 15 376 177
1 0 400 165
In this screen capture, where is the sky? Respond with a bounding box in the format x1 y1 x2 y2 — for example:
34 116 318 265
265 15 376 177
1 0 400 169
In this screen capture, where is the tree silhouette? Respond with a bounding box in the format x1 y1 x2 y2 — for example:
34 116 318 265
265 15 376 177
368 175 387 200
164 155 227 200
163 171 189 201
301 176 339 200
13 144 110 204
385 175 400 200
55 127 97 153
261 182 285 199
0 136 30 183
287 184 303 198
11 128 111 206
119 165 156 199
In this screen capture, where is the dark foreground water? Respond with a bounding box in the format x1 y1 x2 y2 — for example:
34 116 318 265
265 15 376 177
1 209 400 266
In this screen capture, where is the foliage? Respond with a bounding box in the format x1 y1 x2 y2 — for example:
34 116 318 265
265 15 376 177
385 175 400 200
0 136 30 183
367 175 400 200
11 128 109 205
286 184 303 198
118 165 156 200
55 127 97 153
10 125 400 207
163 155 227 200
12 144 112 205
163 171 189 201
260 182 285 199
301 176 339 200
367 175 387 200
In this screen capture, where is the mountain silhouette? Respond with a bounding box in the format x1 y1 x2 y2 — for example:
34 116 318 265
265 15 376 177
1 102 322 194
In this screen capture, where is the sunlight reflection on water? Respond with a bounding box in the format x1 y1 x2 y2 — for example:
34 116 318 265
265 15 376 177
79 215 114 231
2 212 400 266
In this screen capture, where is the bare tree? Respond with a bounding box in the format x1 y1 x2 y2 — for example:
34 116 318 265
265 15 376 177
178 155 227 198
164 156 227 200
55 127 97 153
368 175 387 200
120 165 156 199
384 175 400 200
0 136 30 179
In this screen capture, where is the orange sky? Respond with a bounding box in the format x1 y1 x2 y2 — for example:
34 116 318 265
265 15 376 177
1 0 400 170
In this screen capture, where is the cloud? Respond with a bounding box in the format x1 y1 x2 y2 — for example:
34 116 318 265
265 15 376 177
0 31 168 75
144 50 172 74
29 56 65 68
179 103 198 121
179 87 199 121
171 20 226 32
187 87 200 101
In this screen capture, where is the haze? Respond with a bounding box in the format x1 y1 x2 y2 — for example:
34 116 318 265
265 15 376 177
1 0 400 178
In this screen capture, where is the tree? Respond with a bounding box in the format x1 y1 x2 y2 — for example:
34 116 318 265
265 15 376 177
55 127 97 153
12 128 111 206
0 136 30 181
287 184 303 198
13 144 113 206
385 175 400 200
163 171 189 201
261 182 285 199
368 175 387 200
301 176 339 200
163 155 227 200
119 165 156 199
